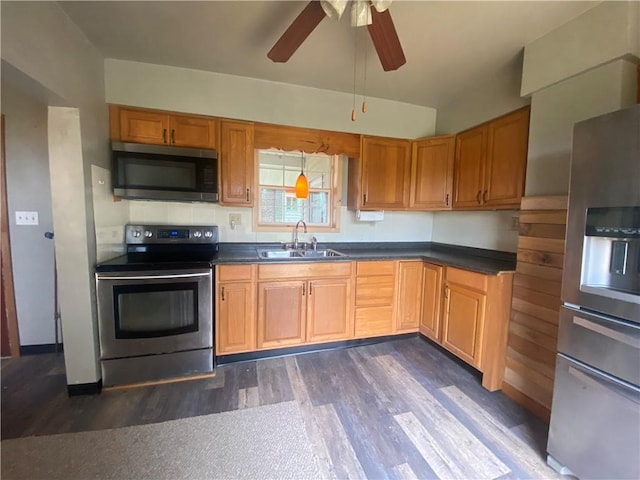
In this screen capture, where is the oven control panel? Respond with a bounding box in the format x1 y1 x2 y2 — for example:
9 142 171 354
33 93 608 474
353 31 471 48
125 224 218 244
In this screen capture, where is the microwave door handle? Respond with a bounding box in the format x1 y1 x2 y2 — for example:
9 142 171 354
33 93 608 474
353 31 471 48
97 272 211 281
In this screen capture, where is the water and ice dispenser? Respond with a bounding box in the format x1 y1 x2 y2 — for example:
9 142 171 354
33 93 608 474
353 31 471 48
581 207 640 301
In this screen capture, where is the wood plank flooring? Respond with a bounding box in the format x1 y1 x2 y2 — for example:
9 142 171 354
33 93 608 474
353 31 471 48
1 336 560 479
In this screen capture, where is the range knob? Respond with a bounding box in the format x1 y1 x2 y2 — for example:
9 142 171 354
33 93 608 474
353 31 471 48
132 230 141 238
193 231 202 238
204 231 213 239
144 230 153 238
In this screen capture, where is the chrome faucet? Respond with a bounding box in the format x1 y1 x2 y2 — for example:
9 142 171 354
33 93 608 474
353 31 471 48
293 220 307 249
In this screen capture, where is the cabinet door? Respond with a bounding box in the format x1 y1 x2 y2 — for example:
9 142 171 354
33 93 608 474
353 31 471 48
306 279 351 343
484 107 529 208
360 136 411 209
119 109 169 145
453 126 486 208
442 282 486 367
257 281 305 349
396 262 424 332
217 282 255 354
410 136 455 210
220 120 254 206
420 263 443 341
170 115 217 148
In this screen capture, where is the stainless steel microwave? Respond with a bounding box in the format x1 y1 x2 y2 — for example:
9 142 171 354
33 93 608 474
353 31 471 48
111 142 218 202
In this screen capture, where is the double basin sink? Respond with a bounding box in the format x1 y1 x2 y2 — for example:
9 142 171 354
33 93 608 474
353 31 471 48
257 248 346 260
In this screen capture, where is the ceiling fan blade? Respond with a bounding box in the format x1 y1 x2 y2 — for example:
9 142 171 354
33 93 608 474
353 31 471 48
367 6 406 72
267 1 326 63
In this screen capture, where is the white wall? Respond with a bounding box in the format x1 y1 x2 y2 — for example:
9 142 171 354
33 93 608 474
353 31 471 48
104 59 437 139
1 80 56 346
521 1 639 96
1 2 109 384
526 59 638 196
91 166 128 263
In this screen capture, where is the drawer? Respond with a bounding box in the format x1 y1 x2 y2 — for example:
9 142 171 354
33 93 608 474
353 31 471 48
218 264 254 282
355 275 395 306
356 261 396 276
558 305 640 386
258 262 352 280
446 267 488 292
354 306 394 337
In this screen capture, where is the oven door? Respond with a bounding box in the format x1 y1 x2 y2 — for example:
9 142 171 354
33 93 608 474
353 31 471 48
96 268 212 359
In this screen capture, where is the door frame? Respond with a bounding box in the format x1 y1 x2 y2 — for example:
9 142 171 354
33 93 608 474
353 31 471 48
1 114 21 357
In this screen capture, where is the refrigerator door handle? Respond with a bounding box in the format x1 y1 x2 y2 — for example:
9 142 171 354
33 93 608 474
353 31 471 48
572 315 640 349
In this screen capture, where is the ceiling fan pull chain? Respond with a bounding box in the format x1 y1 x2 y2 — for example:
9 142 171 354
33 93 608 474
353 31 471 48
352 19 358 121
362 26 368 114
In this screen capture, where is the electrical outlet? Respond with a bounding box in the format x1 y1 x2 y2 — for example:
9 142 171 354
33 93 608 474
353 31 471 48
15 211 39 226
229 213 242 230
511 216 520 230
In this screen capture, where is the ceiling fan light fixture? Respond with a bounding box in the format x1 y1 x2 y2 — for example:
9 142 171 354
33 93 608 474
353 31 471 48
320 0 348 21
351 0 372 27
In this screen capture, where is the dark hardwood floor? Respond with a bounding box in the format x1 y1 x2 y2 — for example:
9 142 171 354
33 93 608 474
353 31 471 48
1 336 559 479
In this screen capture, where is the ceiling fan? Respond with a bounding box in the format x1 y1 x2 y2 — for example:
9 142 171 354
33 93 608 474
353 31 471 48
267 0 406 72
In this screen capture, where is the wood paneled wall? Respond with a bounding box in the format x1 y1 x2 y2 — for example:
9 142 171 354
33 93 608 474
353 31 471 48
502 195 568 422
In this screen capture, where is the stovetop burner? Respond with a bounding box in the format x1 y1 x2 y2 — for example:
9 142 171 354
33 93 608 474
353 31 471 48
96 224 219 272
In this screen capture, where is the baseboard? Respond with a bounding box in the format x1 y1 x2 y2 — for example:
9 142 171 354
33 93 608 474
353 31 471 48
67 379 102 396
216 333 419 365
502 381 551 423
20 343 64 355
417 334 483 381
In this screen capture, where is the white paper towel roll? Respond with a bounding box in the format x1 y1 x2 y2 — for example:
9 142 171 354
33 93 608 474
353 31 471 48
356 210 384 222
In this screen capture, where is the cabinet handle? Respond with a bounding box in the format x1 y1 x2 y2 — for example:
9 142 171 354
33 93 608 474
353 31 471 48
444 286 449 298
445 193 449 206
309 283 313 295
302 284 306 296
363 194 367 205
483 190 488 204
162 129 167 144
171 129 175 144
221 287 225 301
476 190 482 204
246 188 250 202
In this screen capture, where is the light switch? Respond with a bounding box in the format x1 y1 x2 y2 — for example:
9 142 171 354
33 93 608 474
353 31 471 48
15 211 39 226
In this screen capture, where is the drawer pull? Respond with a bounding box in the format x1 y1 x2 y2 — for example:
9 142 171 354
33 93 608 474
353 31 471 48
573 316 640 349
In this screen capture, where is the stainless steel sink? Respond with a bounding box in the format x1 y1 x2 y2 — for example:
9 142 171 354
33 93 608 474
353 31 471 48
257 248 345 259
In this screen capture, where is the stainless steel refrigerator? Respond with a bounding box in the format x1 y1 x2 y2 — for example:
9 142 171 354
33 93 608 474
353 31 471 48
547 104 640 479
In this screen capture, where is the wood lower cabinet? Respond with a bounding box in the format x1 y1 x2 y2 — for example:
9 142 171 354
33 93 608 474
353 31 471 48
440 267 514 391
420 263 443 341
257 262 353 350
216 265 256 354
396 261 424 332
354 261 397 337
219 120 254 206
258 281 306 349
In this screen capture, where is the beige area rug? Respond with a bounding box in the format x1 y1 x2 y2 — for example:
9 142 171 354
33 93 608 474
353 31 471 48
1 401 321 479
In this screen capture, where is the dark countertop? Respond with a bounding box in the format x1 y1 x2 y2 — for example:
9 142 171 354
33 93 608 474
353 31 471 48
215 242 516 275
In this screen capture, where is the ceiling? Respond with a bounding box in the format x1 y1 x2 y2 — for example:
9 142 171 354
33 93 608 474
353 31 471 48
58 1 599 109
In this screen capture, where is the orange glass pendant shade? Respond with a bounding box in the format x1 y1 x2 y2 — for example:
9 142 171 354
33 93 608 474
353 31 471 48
295 171 309 199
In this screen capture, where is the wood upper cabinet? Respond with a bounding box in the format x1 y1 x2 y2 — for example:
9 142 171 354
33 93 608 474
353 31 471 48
216 265 256 355
396 261 424 332
116 107 216 148
453 106 529 210
349 136 411 210
219 120 255 206
420 263 443 341
410 135 455 210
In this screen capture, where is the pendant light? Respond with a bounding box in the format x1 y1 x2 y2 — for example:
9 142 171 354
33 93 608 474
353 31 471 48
295 153 309 199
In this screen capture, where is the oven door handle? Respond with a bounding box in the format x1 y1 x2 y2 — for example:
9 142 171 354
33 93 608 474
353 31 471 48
97 272 211 281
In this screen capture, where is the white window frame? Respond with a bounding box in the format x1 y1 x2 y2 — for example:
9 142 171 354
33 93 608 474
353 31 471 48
253 148 342 232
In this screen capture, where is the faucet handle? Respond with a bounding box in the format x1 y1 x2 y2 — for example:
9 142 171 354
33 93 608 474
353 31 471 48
308 236 318 251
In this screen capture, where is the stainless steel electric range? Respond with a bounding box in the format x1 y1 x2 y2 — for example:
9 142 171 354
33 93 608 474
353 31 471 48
95 224 218 387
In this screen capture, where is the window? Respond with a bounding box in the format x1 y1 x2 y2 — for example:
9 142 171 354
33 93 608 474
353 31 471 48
255 149 340 230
